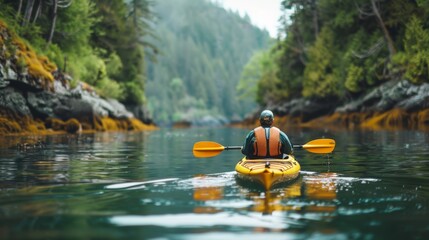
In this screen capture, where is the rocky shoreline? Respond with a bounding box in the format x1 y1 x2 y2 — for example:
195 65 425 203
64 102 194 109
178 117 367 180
0 76 156 135
239 79 429 131
0 22 155 136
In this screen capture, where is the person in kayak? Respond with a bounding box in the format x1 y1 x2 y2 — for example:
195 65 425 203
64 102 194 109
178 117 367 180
242 110 293 159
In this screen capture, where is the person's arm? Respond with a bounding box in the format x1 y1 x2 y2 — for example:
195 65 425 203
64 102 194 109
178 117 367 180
241 130 255 156
280 131 293 155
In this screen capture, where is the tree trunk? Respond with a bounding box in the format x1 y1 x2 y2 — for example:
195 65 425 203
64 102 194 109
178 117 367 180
311 0 319 38
33 0 43 24
47 0 58 46
16 0 23 19
133 0 138 27
370 0 396 58
22 0 36 26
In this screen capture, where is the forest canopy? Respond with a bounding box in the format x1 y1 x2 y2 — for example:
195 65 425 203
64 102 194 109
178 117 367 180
257 0 429 106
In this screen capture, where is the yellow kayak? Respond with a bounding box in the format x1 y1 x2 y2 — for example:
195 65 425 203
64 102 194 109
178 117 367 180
193 139 335 190
235 156 301 190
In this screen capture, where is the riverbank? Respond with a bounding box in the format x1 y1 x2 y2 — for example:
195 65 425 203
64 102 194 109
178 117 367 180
0 20 155 136
237 80 429 131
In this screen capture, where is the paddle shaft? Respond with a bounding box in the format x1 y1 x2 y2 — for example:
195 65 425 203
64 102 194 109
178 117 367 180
225 146 242 150
225 145 323 150
223 145 322 151
226 145 314 150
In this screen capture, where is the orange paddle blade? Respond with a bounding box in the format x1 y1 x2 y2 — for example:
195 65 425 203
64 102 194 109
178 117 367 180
301 138 336 154
193 141 225 158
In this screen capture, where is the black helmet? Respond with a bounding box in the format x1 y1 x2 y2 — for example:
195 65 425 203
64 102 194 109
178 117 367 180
259 110 274 126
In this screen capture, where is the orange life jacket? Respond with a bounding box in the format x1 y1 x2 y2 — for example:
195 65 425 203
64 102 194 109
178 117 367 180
252 126 282 157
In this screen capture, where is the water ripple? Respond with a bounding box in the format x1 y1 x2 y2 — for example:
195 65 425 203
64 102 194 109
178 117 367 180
110 212 287 229
105 178 179 190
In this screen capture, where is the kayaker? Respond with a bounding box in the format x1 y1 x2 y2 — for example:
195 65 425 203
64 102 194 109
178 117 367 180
242 110 293 159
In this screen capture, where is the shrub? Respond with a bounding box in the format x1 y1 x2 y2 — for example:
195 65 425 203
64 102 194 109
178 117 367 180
65 118 81 133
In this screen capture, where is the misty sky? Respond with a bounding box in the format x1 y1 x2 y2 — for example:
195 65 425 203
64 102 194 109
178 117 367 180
213 0 283 37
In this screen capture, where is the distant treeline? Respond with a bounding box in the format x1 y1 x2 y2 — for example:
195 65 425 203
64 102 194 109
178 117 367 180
146 0 271 124
0 0 156 105
255 0 429 105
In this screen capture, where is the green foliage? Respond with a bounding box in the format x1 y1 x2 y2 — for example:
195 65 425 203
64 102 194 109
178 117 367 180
345 64 364 93
398 16 429 84
54 0 98 53
259 0 428 106
105 52 123 78
237 51 282 107
122 81 146 104
237 51 265 104
90 0 153 104
341 29 386 93
275 32 305 101
170 78 186 99
96 77 124 100
44 44 65 71
255 47 289 105
303 27 341 99
72 52 105 86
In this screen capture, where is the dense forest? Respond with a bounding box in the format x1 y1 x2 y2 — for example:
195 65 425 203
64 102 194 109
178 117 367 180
2 0 429 130
145 0 271 125
256 0 429 106
0 0 155 105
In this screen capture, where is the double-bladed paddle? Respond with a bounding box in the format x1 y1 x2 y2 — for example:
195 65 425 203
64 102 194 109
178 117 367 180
192 138 336 158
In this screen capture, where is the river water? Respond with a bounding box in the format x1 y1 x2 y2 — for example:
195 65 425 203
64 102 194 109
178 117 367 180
0 127 428 239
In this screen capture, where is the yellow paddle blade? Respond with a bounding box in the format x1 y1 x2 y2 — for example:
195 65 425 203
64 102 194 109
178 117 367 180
301 138 336 154
193 141 225 158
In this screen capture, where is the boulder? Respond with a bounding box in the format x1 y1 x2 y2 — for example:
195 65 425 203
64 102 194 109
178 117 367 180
26 91 57 118
127 104 154 125
396 83 429 111
0 87 32 116
70 82 130 119
107 99 134 119
275 98 336 122
27 91 94 124
336 80 429 113
1 60 18 81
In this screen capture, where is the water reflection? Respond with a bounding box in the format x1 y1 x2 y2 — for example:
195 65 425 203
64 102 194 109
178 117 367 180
193 187 223 213
0 132 151 188
189 172 340 217
245 173 338 215
1 128 429 239
188 170 384 225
